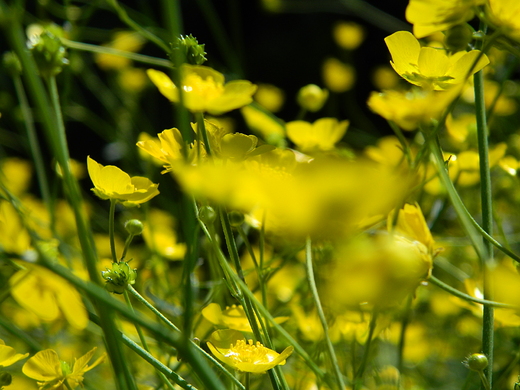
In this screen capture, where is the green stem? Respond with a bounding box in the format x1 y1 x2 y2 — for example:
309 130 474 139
429 275 513 309
354 311 378 390
305 237 346 390
109 199 118 263
120 233 134 262
196 112 212 156
478 370 492 390
60 38 173 68
474 21 495 389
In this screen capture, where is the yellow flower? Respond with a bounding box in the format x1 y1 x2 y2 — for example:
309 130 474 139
333 21 365 50
23 347 106 390
202 303 288 332
95 31 145 70
9 263 89 330
206 329 293 373
240 105 286 146
147 65 257 115
406 0 484 39
296 84 329 112
0 340 29 368
142 209 187 260
385 31 489 90
87 156 159 207
136 129 185 171
322 58 355 93
254 83 285 113
286 118 348 152
487 0 520 43
367 88 459 130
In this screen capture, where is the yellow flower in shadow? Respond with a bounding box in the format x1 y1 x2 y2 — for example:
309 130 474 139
87 156 159 207
385 31 489 90
207 329 293 373
0 340 29 368
10 263 89 330
23 347 106 390
147 65 257 115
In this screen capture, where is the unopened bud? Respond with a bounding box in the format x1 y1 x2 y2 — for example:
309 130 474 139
0 372 12 387
28 31 69 77
3 52 22 76
171 34 207 66
125 219 144 235
445 24 473 52
199 205 217 224
101 261 137 294
464 353 488 372
228 210 244 227
297 84 329 112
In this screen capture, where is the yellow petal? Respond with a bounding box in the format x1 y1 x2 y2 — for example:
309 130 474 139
448 51 489 83
22 349 62 381
147 69 179 102
201 303 225 326
417 47 450 78
208 80 257 115
385 31 421 76
0 345 29 368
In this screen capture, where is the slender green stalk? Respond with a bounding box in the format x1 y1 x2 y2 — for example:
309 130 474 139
429 276 513 309
60 38 173 68
196 112 212 156
354 311 379 390
0 314 42 352
397 295 413 374
109 199 119 263
474 21 495 389
478 370 492 390
64 380 74 390
305 237 346 390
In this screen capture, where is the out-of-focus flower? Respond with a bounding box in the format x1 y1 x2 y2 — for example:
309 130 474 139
372 65 400 90
333 21 365 50
95 31 145 70
385 31 489 90
241 105 286 146
147 65 257 115
367 87 459 130
23 347 106 390
364 136 410 167
254 84 285 113
0 201 31 255
445 113 476 146
322 58 355 93
142 209 187 260
286 118 348 152
296 84 329 112
0 340 28 368
202 303 288 332
406 0 484 38
487 0 520 43
0 158 32 196
118 67 147 93
87 156 159 207
9 263 89 330
207 329 293 373
462 80 517 116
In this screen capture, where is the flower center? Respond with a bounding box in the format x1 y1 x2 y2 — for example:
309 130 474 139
182 74 224 100
225 340 273 364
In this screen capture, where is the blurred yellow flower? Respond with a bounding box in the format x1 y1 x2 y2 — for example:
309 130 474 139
371 65 400 90
241 105 286 146
202 303 288 332
87 156 159 207
95 31 145 70
118 67 147 93
406 0 484 38
296 84 329 112
0 158 32 196
385 31 489 90
147 65 257 115
207 329 293 373
0 340 29 368
488 0 520 42
0 201 31 255
142 209 186 260
333 21 365 50
367 88 458 130
254 83 285 112
10 263 89 330
445 113 476 146
23 347 106 390
322 58 355 93
286 118 348 152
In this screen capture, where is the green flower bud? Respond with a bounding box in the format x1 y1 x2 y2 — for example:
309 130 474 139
3 52 22 76
297 84 329 112
199 205 217 224
465 353 488 372
28 31 69 78
101 261 137 294
125 219 144 235
228 210 244 227
170 34 207 66
0 372 12 387
444 24 473 53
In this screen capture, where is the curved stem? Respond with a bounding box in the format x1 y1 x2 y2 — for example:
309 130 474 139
354 311 378 390
305 237 346 390
109 199 118 263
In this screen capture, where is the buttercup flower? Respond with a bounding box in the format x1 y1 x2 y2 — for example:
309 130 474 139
286 118 349 152
23 347 106 390
0 340 29 368
406 0 484 39
147 65 257 115
87 156 159 207
487 0 520 43
207 329 293 373
385 31 489 90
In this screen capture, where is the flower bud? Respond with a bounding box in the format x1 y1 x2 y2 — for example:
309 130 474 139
171 34 207 66
199 205 217 224
101 261 137 294
297 84 329 112
444 24 473 52
465 353 488 372
28 31 69 77
228 210 244 227
3 52 22 76
125 219 144 235
0 372 12 387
